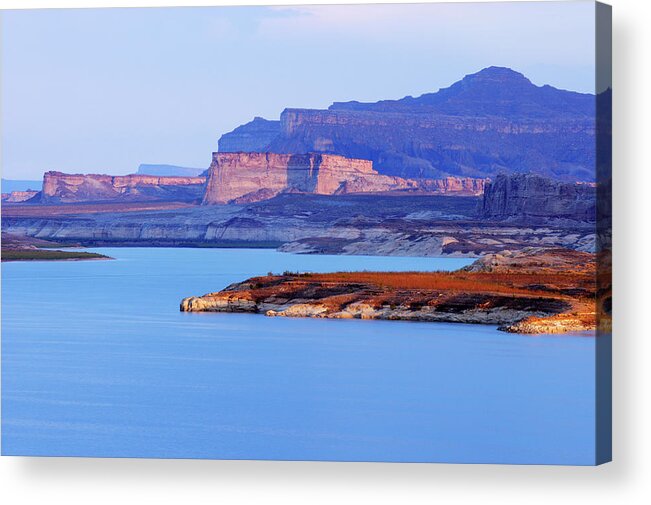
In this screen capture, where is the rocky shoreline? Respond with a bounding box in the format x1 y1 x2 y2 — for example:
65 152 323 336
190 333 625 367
2 190 597 258
180 248 604 334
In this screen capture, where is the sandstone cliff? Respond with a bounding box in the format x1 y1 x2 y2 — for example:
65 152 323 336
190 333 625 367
1 190 40 203
41 171 206 203
202 152 418 204
218 67 597 181
480 173 596 222
203 152 487 204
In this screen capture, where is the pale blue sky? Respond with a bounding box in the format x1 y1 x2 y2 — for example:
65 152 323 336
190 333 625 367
1 2 596 180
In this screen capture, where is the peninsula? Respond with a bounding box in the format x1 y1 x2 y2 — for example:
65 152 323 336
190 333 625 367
180 248 608 334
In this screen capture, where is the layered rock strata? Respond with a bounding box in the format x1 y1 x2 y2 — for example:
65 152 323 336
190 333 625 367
480 173 596 222
203 152 412 204
1 190 40 203
218 67 597 181
202 152 486 204
41 172 206 203
2 193 597 256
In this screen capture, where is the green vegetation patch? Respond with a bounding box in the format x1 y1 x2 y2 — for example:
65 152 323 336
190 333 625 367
1 249 110 261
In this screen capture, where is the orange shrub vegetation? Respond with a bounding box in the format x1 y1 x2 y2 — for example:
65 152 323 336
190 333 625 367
300 271 595 298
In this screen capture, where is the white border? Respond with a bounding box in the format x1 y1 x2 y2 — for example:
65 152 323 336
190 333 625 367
1 1 650 504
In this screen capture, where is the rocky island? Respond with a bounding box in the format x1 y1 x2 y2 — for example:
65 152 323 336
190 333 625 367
180 248 608 334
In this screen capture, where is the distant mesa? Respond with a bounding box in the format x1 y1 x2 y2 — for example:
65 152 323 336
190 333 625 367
40 171 206 204
204 152 403 204
1 190 40 203
218 66 598 182
137 164 206 177
13 157 487 207
202 152 486 205
3 67 605 212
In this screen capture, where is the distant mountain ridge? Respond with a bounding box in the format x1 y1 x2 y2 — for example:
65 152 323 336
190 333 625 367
137 164 205 177
329 67 595 119
218 117 280 153
219 67 599 182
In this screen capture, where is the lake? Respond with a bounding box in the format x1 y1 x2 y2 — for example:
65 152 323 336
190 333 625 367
1 248 596 464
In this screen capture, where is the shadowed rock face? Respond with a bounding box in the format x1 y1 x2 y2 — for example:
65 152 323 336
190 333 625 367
218 117 281 153
480 174 596 222
217 67 597 181
41 172 206 203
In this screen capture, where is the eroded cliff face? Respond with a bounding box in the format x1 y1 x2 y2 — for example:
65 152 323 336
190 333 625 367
202 152 416 204
217 67 597 181
41 172 206 203
480 174 596 222
1 190 40 203
203 152 487 204
416 177 486 195
269 108 594 180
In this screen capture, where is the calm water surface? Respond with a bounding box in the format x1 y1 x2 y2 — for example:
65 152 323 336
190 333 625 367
1 248 595 464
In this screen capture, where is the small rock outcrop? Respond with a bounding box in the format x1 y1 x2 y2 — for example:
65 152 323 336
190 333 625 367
41 171 206 204
1 190 40 203
480 173 596 222
416 177 487 195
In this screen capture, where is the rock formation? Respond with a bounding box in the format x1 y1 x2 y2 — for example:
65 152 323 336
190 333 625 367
202 152 487 205
2 192 597 256
41 171 206 204
202 152 416 204
480 173 596 222
217 67 597 181
1 190 40 203
218 117 281 153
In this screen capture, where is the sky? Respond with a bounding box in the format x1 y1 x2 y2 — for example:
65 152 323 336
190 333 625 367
1 2 597 180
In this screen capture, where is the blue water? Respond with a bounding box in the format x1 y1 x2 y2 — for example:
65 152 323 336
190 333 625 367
1 248 596 464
